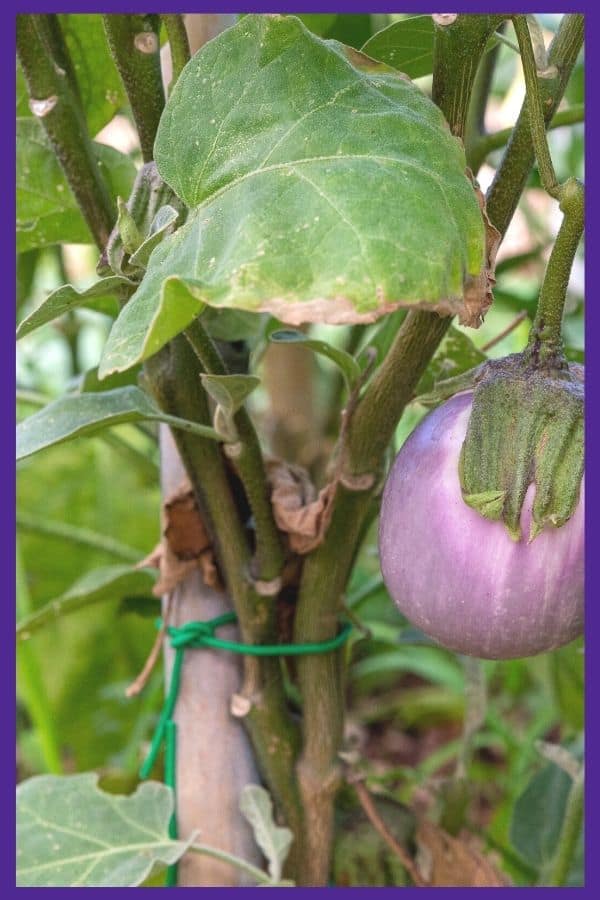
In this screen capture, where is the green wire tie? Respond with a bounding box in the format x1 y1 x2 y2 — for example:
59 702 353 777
138 611 353 887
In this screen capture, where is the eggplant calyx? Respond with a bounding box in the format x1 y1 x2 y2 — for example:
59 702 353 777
458 352 583 541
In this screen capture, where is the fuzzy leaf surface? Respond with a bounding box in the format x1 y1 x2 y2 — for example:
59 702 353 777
17 774 189 887
101 14 488 373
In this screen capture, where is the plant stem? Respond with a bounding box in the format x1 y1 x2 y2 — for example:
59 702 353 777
464 26 503 171
291 15 501 883
527 177 584 366
432 14 506 138
16 513 142 562
17 14 114 249
184 320 285 584
512 16 561 199
144 337 303 876
486 14 584 237
544 768 584 886
469 105 584 174
102 15 165 162
163 15 191 91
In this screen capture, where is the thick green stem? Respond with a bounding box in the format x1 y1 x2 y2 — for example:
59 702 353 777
512 16 561 199
544 768 584 886
144 338 303 876
163 15 191 91
432 14 506 138
292 313 450 886
527 177 584 365
102 15 165 162
17 14 114 249
464 28 503 170
291 16 501 885
184 320 285 583
486 14 584 237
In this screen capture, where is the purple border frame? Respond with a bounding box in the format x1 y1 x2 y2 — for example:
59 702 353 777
6 2 597 896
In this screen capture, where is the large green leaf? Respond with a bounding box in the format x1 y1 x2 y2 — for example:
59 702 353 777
16 276 130 340
16 386 220 461
100 14 488 375
17 565 156 639
16 119 136 253
16 774 189 887
361 16 435 78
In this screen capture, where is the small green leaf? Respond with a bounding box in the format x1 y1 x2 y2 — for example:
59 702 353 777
240 785 293 884
269 329 361 389
361 15 435 78
200 374 261 414
16 774 189 887
16 565 156 639
509 762 573 871
16 276 130 340
17 119 136 253
116 197 143 254
98 277 204 377
16 385 220 461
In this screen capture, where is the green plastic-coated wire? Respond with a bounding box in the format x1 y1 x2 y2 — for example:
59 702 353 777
138 612 353 887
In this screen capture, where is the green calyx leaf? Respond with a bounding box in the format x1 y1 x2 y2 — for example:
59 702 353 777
101 14 492 374
459 354 584 541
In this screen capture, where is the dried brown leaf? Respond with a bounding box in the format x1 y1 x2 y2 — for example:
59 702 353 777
461 171 501 329
164 480 211 560
266 459 336 554
415 821 508 887
136 479 221 595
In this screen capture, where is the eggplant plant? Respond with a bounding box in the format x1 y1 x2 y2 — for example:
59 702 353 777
16 13 584 888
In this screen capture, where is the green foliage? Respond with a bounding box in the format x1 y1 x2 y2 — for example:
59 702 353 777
16 276 128 340
509 761 572 872
362 15 435 78
16 120 135 252
269 329 361 390
16 385 220 460
239 785 294 883
17 774 189 886
101 14 487 376
17 565 156 638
